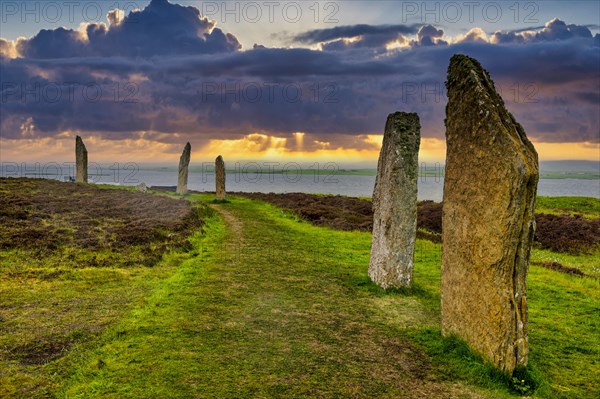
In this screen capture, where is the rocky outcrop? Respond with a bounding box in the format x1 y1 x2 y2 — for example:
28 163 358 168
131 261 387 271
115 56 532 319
176 143 191 195
441 54 539 373
369 112 421 289
216 155 226 200
75 136 88 183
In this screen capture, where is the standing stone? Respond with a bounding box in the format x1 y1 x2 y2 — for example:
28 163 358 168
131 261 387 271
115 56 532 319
369 112 420 289
176 143 191 195
75 136 88 183
215 155 226 200
136 183 148 193
441 54 539 373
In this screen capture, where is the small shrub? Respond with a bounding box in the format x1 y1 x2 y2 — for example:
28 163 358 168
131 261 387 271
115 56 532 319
534 213 600 254
417 201 443 234
237 193 600 254
0 178 205 267
511 365 541 395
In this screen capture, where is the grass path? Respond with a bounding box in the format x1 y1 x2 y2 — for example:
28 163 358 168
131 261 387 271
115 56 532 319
53 194 599 399
1 187 597 398
57 195 492 398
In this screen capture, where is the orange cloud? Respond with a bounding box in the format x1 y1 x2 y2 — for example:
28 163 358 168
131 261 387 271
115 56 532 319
0 133 182 163
0 134 598 165
532 141 600 161
195 134 449 163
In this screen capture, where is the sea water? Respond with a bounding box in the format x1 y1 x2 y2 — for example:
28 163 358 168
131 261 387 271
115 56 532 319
3 166 598 201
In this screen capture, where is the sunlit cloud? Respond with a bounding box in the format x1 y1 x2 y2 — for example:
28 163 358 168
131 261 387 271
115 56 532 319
0 0 598 163
531 141 600 161
0 37 23 58
107 9 126 28
451 28 489 44
1 134 598 165
0 132 182 163
293 132 305 151
385 37 410 51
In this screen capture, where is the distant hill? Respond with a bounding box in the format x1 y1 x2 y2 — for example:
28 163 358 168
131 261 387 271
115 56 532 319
539 160 599 172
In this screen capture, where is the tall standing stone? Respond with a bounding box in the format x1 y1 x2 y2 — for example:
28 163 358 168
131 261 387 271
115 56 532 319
215 155 226 200
441 54 539 373
75 136 88 183
176 142 191 195
369 112 421 289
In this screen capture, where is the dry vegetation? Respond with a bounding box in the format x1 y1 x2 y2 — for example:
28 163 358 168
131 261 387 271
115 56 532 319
534 213 600 254
237 192 600 254
0 178 207 396
0 184 597 398
0 178 203 267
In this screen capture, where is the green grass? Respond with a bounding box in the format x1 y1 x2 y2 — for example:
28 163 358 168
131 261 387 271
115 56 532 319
536 196 600 218
539 171 599 180
1 191 598 398
531 248 600 278
50 195 495 398
526 264 599 397
0 247 182 397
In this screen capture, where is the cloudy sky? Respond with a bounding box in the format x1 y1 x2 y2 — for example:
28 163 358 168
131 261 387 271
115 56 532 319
1 0 599 164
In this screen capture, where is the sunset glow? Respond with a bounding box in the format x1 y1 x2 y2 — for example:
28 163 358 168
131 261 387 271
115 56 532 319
2 135 597 165
1 0 598 165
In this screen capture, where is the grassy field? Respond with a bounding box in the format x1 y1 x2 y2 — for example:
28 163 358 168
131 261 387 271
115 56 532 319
0 179 206 397
536 196 600 219
238 193 600 278
0 181 598 398
538 171 600 180
529 196 600 277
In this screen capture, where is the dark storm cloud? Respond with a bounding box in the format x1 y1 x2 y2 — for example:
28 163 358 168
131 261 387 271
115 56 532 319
290 23 450 52
412 25 448 47
535 18 593 40
16 0 240 58
292 24 420 44
575 91 600 104
492 18 594 44
290 23 451 51
290 24 421 53
1 1 598 148
319 34 405 52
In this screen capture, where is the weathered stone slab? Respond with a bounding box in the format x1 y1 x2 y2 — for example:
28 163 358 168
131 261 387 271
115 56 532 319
216 155 226 200
441 54 539 373
369 112 421 289
75 136 88 183
176 142 191 195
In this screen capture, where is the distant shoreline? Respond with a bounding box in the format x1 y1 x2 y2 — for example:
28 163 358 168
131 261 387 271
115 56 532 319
140 168 600 180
